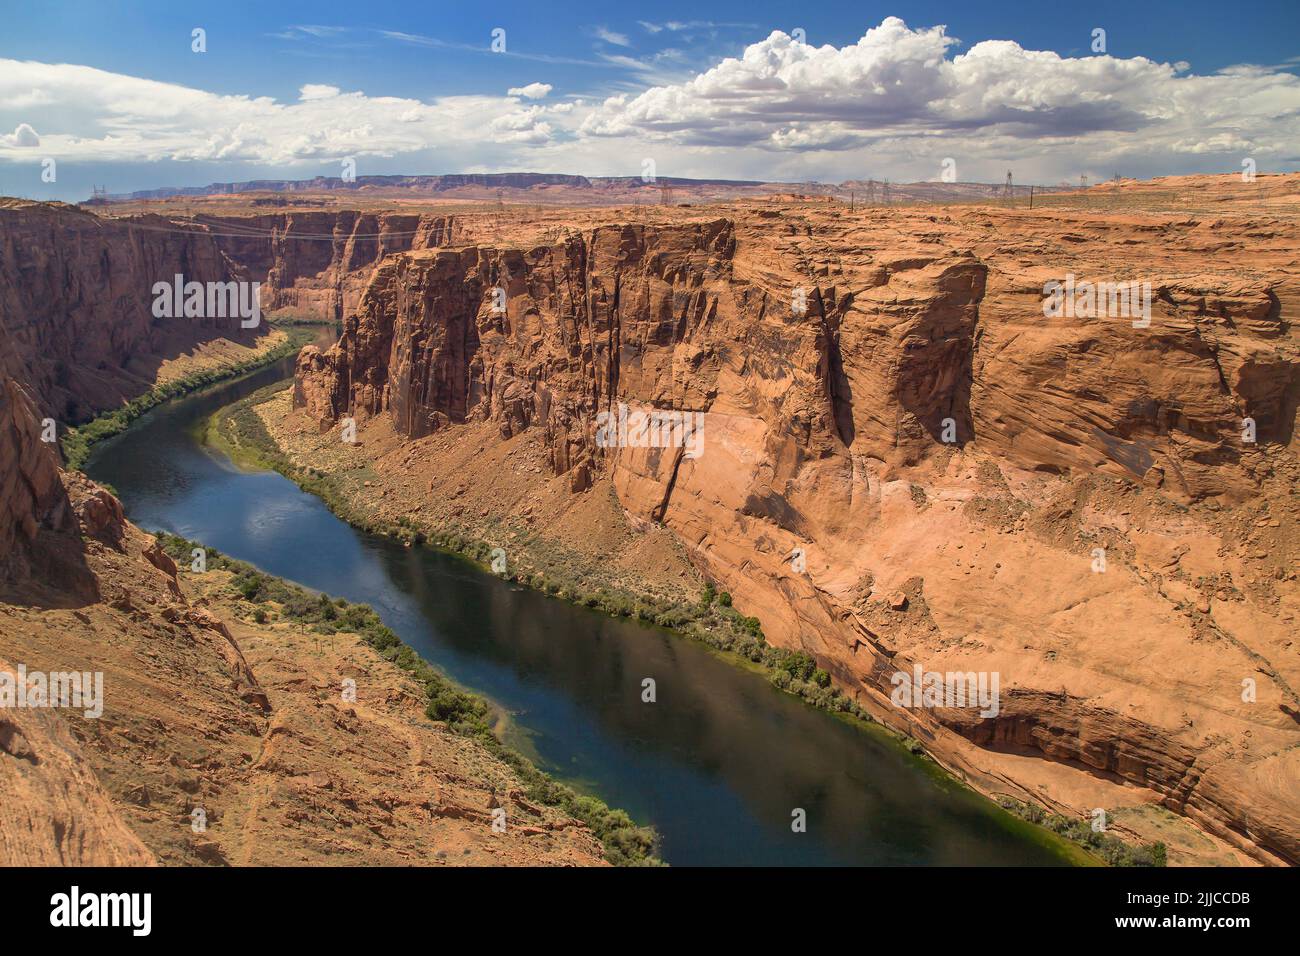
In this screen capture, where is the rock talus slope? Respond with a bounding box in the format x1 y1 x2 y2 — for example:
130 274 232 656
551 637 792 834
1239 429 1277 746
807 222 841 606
0 655 157 866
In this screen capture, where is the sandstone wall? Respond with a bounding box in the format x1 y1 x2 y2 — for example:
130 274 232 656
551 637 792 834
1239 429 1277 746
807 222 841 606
294 200 1300 862
202 211 455 320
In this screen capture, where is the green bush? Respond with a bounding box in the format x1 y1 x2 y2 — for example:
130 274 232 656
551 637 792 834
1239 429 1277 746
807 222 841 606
996 797 1167 867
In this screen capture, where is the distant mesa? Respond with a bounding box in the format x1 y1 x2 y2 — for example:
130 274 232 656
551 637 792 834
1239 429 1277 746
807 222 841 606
92 172 1067 205
103 172 768 202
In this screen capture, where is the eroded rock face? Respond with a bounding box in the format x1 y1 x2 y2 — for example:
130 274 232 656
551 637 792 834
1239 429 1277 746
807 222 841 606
296 220 741 466
202 211 455 321
0 372 93 600
297 207 1297 500
0 200 267 422
294 179 1300 863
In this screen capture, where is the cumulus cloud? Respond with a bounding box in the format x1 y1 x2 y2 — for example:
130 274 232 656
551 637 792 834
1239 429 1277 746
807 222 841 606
9 122 39 146
508 82 553 99
582 17 1300 167
2 18 1298 187
488 106 556 144
0 58 559 164
299 84 342 101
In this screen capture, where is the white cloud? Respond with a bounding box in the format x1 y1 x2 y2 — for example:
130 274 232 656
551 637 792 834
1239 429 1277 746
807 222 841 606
299 84 341 101
508 82 553 99
638 20 758 33
582 17 1300 171
270 25 348 41
594 27 631 47
2 18 1298 188
9 122 40 147
490 105 555 144
293 25 346 38
0 59 560 165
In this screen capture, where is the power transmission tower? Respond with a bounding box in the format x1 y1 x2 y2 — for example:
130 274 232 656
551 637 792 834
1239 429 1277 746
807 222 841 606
1003 170 1014 202
866 179 876 205
882 178 890 205
660 182 674 205
1080 174 1089 190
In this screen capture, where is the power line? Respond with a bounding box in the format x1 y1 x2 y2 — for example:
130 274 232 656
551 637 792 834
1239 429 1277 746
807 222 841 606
102 217 458 242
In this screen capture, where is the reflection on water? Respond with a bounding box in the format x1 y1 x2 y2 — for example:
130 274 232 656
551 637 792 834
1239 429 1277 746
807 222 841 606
87 361 1074 866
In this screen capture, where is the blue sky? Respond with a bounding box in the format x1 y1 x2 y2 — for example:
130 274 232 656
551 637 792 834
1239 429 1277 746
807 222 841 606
2 0 1298 200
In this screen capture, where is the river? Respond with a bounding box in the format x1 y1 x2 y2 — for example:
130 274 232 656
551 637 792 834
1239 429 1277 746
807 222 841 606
86 357 1078 866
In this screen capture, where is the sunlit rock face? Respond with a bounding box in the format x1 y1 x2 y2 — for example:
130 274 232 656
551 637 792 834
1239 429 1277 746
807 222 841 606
295 183 1300 864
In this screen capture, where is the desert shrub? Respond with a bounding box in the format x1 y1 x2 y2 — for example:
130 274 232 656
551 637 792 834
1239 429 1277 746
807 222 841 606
995 797 1167 867
654 609 692 629
778 650 818 682
425 685 489 725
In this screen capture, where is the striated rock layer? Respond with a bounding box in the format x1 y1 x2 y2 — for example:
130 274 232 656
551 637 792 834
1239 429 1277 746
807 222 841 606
292 175 1300 864
198 210 456 321
0 199 269 421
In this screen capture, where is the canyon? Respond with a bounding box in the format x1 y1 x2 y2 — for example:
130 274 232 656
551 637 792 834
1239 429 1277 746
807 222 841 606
285 175 1300 865
2 174 1297 865
0 198 608 866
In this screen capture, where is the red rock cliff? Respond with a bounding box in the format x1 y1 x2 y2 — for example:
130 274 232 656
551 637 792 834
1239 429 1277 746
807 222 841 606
0 199 269 421
294 187 1300 863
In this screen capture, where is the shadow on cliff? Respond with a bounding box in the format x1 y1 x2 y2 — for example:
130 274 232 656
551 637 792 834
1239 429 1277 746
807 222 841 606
0 527 100 611
53 323 273 425
901 339 976 451
827 333 857 447
895 261 984 452
0 377 99 610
